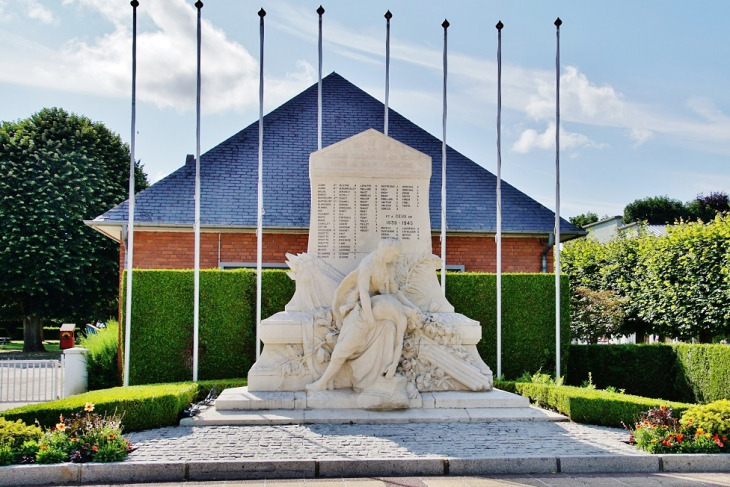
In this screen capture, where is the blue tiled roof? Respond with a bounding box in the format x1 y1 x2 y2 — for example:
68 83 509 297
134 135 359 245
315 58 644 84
96 73 582 235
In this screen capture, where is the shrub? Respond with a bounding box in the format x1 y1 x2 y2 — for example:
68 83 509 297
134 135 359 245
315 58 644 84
79 320 119 390
680 400 730 437
122 269 568 384
512 382 691 428
571 287 627 344
0 383 198 432
631 405 727 454
673 344 730 404
445 273 570 380
563 215 730 342
568 343 730 403
0 417 42 449
121 269 258 385
0 443 13 466
0 380 247 433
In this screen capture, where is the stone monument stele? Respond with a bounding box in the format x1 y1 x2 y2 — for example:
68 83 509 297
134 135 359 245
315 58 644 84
245 129 493 410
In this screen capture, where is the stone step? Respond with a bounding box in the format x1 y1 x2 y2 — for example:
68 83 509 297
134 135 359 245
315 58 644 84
181 405 567 426
215 387 530 411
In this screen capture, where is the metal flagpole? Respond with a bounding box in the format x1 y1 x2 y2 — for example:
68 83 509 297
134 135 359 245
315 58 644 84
440 19 449 293
193 0 203 382
317 5 324 151
496 20 503 380
255 8 266 361
554 17 562 380
123 0 139 388
384 10 392 136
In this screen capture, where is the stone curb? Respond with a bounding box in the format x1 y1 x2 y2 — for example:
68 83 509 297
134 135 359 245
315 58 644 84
1 454 729 485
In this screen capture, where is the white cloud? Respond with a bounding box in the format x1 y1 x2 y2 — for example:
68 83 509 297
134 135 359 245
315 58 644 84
23 0 56 24
525 66 625 123
0 0 314 114
513 122 607 154
0 0 14 23
628 128 653 147
686 97 730 124
271 4 730 155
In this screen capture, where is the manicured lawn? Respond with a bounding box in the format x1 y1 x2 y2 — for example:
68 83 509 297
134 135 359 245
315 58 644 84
1 340 60 352
0 340 62 360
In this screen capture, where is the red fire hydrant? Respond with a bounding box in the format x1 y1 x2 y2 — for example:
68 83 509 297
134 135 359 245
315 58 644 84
60 323 76 350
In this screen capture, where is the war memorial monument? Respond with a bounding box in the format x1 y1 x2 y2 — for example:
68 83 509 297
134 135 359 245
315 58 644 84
200 129 536 418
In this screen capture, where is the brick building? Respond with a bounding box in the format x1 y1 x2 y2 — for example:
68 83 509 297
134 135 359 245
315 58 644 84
87 73 584 273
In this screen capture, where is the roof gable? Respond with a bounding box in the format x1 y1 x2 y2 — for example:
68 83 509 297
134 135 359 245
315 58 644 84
94 72 582 235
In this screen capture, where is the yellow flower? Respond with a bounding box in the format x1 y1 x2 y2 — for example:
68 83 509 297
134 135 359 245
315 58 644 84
84 402 94 412
650 439 657 443
705 433 712 438
55 423 66 432
697 428 705 435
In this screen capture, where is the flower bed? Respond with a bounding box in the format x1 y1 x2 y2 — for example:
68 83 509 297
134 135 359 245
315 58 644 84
0 403 132 466
629 402 730 454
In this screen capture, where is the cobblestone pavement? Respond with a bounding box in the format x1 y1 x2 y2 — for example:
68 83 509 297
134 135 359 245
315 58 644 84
58 472 730 486
126 421 639 462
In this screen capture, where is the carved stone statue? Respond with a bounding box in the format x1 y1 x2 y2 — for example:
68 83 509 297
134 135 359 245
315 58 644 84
246 130 493 410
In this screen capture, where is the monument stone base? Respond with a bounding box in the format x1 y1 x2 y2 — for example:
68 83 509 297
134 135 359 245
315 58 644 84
179 387 568 426
214 387 528 410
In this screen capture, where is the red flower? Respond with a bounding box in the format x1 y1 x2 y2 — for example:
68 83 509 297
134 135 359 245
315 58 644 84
92 446 99 452
676 434 684 443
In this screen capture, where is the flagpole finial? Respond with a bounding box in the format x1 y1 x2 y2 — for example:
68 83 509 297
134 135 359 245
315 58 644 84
317 5 325 15
554 17 562 27
258 8 266 17
130 0 139 7
442 19 450 29
496 20 504 30
195 1 203 9
384 10 392 20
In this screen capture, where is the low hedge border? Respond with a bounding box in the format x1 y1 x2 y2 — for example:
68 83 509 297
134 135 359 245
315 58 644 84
0 379 248 432
502 381 693 427
568 344 730 403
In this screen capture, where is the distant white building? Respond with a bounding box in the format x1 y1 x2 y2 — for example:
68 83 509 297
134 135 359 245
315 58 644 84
583 216 668 243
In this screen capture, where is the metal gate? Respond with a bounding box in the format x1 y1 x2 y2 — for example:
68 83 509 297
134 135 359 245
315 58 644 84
0 358 64 403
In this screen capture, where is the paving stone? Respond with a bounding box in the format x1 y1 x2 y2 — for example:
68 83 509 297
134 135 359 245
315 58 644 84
559 455 659 473
187 459 316 480
448 457 558 475
0 463 79 486
79 461 186 484
318 458 444 478
660 453 730 472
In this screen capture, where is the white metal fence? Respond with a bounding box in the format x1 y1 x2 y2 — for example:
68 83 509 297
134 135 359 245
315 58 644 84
0 358 64 403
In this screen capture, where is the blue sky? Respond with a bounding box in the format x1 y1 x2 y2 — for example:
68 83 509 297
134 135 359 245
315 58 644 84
1 0 728 219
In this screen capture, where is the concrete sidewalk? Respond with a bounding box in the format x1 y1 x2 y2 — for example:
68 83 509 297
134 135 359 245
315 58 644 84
56 473 730 486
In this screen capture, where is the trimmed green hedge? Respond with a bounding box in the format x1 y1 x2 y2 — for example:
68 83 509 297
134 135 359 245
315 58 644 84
511 382 692 427
446 273 570 379
122 270 265 384
0 379 248 432
568 344 730 404
0 383 198 432
123 270 568 384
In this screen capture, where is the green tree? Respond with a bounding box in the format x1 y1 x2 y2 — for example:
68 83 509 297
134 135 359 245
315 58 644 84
623 195 688 225
686 191 730 223
0 108 147 351
571 286 627 344
569 212 599 228
632 215 730 342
